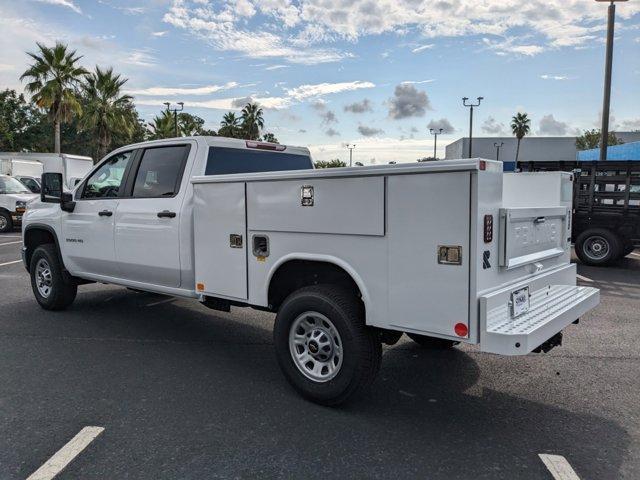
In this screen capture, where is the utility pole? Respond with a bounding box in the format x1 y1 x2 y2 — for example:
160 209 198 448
596 0 627 161
462 97 483 158
346 144 356 167
429 128 443 159
164 101 184 137
494 142 504 162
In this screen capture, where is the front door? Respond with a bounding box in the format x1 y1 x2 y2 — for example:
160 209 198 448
61 151 134 277
114 144 192 288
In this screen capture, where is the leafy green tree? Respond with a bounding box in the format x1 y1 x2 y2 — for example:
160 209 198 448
261 132 279 144
575 129 623 150
218 112 240 138
314 159 346 168
240 102 264 140
0 89 50 151
510 112 531 167
79 67 134 160
149 110 175 139
20 42 88 153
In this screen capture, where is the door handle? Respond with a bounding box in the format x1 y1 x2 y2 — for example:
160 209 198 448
98 210 113 217
157 210 176 218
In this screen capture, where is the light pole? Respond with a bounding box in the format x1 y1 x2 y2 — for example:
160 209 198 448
346 144 356 167
596 0 627 161
462 96 483 158
429 127 443 159
164 101 184 137
494 142 504 162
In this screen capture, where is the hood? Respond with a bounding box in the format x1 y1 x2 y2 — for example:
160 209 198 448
3 193 39 204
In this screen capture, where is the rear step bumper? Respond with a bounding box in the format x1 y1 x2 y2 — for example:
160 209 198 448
479 265 600 355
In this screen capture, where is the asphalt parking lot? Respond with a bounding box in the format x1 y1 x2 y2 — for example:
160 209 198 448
0 231 639 479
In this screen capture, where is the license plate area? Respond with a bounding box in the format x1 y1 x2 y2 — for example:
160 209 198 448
511 287 530 318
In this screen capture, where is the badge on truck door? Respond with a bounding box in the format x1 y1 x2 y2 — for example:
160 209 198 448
511 287 530 317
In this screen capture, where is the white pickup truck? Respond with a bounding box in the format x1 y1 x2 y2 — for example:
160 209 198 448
22 137 599 405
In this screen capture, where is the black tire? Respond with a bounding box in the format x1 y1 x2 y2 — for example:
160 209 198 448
575 228 621 266
0 211 12 233
273 285 381 406
29 244 77 310
407 333 459 349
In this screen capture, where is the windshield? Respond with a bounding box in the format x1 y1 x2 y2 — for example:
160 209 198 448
0 176 31 194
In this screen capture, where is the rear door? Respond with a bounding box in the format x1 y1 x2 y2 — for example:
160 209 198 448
114 144 192 287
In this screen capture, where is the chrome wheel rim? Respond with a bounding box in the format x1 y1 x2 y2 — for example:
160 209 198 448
584 235 610 261
35 258 53 298
0 216 7 230
289 311 343 383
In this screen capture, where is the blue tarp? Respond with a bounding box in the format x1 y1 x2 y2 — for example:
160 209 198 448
577 141 640 161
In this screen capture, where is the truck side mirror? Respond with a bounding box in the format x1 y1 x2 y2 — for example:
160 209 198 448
41 172 63 203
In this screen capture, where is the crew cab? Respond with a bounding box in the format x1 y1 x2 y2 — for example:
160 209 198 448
0 175 38 232
22 137 600 405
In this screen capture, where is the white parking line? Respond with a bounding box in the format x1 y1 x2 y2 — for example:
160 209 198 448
0 240 22 246
629 252 640 259
0 235 21 238
0 260 21 267
576 274 593 283
539 454 581 480
26 426 105 480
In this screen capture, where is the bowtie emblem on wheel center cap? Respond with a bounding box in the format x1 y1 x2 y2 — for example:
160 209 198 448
308 341 319 354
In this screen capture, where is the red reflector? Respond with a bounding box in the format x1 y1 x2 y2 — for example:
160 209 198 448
245 140 286 151
479 160 486 170
454 323 468 337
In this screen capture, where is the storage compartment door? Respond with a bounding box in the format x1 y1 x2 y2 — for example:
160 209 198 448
193 183 247 300
387 172 471 338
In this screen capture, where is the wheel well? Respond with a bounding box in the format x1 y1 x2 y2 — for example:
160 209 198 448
268 260 362 311
24 227 58 272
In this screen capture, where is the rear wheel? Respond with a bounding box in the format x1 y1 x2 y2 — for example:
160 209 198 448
407 333 459 349
29 244 77 310
0 211 12 233
575 228 621 266
274 285 381 406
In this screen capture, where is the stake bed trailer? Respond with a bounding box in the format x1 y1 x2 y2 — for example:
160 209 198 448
23 137 599 405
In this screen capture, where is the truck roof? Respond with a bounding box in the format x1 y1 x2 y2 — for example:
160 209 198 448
119 136 311 158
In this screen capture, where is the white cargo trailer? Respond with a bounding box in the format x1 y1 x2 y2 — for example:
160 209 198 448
21 137 600 405
0 152 93 190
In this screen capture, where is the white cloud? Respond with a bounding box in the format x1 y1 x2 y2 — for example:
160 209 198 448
34 0 82 14
265 65 289 70
126 82 240 96
540 74 570 80
538 114 571 136
286 81 375 101
482 37 545 56
152 31 168 37
411 44 434 53
123 49 158 67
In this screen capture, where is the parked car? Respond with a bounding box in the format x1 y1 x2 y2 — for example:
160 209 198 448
22 137 599 405
0 175 38 232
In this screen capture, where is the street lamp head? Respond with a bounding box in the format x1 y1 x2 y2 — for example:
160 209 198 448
439 128 443 134
163 102 170 109
178 102 184 107
477 96 484 102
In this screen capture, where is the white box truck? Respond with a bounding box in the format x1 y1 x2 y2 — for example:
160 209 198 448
21 137 599 405
0 152 93 192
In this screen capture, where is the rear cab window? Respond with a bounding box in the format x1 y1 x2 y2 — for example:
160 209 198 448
205 146 312 175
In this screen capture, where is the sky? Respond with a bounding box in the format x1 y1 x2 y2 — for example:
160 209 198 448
0 0 639 164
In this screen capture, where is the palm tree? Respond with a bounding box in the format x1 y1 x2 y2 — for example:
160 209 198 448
262 132 279 144
149 110 174 140
20 42 88 153
240 103 264 140
218 112 240 138
510 112 531 169
79 67 134 160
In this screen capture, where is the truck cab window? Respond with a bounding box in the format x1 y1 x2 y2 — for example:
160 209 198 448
132 145 189 198
82 152 132 199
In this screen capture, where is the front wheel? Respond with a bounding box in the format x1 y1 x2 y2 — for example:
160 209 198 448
30 244 77 310
0 211 12 233
273 285 381 406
